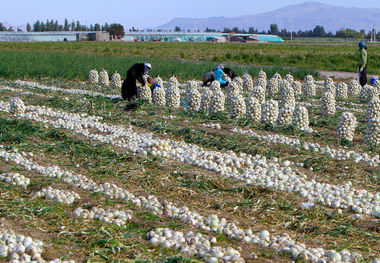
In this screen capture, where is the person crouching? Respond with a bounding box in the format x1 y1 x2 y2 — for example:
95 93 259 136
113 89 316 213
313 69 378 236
121 62 152 101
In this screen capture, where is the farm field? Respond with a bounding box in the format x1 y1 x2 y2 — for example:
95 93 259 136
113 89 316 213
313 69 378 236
0 60 379 262
1 42 380 76
0 49 316 81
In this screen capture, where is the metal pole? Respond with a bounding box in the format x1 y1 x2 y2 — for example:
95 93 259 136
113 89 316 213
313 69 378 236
375 29 377 42
290 24 293 41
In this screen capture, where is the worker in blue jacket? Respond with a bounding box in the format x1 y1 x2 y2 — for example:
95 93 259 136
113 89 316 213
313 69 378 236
214 63 229 87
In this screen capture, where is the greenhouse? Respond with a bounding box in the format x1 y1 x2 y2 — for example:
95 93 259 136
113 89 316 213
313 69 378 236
123 32 284 43
0 31 284 43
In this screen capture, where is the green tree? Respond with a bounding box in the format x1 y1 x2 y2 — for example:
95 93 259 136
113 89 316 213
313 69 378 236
40 22 46 31
8 26 14 32
336 28 365 39
64 19 69 31
54 20 59 31
312 25 326 37
269 24 279 35
94 23 100 31
71 21 75 31
174 26 181 32
75 21 81 31
26 23 32 32
104 23 109 31
33 20 41 31
107 23 125 37
280 28 288 37
248 27 257 34
46 19 52 31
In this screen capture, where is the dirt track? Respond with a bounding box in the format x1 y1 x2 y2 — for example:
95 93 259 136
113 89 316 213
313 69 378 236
318 70 378 81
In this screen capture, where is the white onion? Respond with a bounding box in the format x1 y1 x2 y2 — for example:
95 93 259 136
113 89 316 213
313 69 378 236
246 96 261 122
111 72 122 89
200 89 213 114
336 112 357 141
364 117 380 147
284 73 294 83
138 85 152 102
166 85 180 109
251 86 266 104
98 69 109 86
366 98 380 123
291 81 302 95
336 82 348 99
209 89 225 115
152 86 166 106
320 91 336 116
266 78 279 95
88 69 99 84
242 73 254 92
9 97 25 115
35 186 80 205
348 80 361 96
261 99 278 125
230 94 246 119
292 106 310 131
277 104 293 126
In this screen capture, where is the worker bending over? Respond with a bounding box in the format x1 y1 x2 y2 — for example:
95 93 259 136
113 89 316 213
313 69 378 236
121 62 152 101
214 63 229 87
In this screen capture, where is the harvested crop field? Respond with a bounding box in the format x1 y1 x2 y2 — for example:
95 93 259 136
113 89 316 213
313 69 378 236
0 42 379 263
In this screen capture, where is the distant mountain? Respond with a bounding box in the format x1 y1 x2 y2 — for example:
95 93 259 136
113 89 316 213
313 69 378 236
156 1 380 32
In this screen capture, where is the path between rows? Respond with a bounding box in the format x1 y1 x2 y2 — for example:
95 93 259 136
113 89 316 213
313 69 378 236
318 70 378 81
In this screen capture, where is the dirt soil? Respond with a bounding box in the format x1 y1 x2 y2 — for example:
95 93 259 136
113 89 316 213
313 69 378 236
318 70 379 81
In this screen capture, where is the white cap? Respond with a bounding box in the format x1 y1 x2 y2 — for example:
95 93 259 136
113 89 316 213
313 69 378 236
144 62 152 69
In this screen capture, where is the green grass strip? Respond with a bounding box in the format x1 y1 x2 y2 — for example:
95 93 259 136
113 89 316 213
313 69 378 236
0 49 317 80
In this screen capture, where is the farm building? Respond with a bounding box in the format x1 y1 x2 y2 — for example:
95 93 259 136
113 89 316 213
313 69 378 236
0 31 109 42
0 31 283 43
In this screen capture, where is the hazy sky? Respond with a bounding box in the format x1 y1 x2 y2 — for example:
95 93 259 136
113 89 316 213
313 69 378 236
1 0 379 29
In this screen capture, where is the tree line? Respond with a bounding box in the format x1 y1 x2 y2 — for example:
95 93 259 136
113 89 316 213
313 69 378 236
0 19 125 37
0 19 116 33
30 19 110 32
1 19 378 40
0 23 16 32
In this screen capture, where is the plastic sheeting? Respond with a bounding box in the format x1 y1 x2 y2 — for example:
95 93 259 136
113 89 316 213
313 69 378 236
0 32 84 42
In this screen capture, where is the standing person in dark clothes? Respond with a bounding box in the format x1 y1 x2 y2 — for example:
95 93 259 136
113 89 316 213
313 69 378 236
121 62 152 100
358 41 368 87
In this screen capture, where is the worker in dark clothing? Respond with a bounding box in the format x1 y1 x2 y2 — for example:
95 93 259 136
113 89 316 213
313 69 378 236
358 41 367 87
121 62 152 100
203 70 216 86
223 67 237 80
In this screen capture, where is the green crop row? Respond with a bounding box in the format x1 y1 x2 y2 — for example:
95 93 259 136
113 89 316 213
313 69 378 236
0 49 317 81
0 42 380 74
